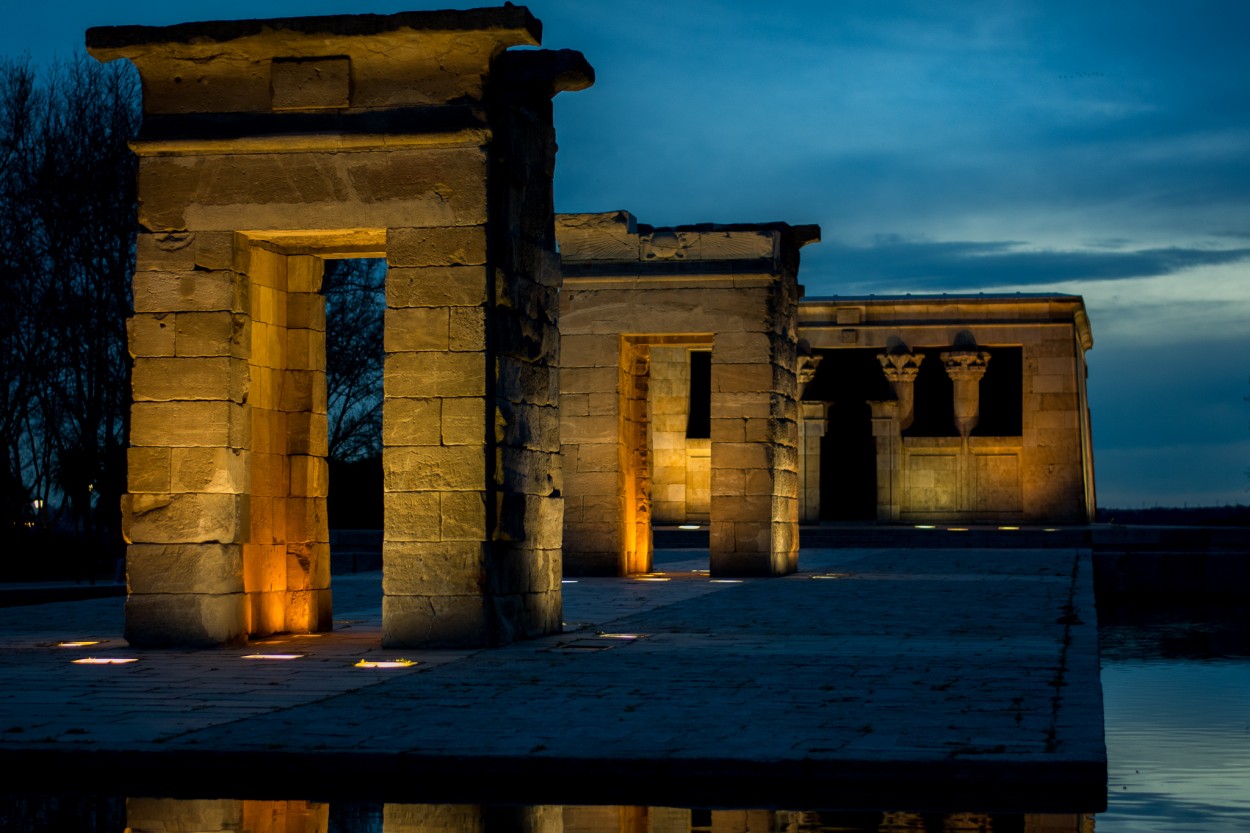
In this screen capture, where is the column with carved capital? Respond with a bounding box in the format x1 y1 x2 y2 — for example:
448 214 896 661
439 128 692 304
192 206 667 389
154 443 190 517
941 350 991 437
877 350 924 430
796 355 827 523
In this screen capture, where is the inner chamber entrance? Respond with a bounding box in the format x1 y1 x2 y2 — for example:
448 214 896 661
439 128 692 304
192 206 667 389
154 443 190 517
241 241 386 640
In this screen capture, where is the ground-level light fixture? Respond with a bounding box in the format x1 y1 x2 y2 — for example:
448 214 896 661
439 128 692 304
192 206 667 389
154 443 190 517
355 659 417 669
678 524 701 530
241 653 304 661
57 641 102 648
71 657 137 665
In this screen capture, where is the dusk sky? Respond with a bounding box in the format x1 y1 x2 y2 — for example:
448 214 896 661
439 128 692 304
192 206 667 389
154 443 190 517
8 0 1250 508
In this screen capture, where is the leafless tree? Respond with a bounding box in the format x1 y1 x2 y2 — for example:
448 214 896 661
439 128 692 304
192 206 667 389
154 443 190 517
324 258 385 464
0 55 138 551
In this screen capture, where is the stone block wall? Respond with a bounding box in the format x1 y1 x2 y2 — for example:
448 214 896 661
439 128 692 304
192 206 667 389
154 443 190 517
797 296 1095 524
93 9 591 647
558 212 819 576
647 346 711 523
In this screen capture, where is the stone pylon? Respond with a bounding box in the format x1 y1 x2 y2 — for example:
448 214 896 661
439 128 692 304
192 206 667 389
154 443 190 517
90 9 592 647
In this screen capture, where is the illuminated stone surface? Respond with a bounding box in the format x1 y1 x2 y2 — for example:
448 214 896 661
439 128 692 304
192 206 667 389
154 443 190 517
799 296 1096 524
558 212 820 577
91 8 592 647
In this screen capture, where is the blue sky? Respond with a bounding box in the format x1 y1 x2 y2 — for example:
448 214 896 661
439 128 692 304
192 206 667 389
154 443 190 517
8 0 1250 507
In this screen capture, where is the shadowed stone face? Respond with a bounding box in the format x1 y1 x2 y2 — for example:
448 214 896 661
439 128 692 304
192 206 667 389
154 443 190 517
93 8 592 649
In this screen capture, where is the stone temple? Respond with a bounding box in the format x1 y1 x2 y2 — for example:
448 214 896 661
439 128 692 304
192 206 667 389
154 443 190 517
88 6 1094 649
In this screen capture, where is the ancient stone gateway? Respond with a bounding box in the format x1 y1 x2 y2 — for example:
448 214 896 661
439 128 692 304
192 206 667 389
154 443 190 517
556 212 820 577
88 9 591 647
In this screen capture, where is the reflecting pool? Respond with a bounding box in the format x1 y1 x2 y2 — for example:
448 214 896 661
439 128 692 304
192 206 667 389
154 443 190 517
1098 607 1250 832
1 600 1246 830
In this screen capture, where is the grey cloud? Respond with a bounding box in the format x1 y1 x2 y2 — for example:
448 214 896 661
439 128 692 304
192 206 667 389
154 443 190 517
806 239 1250 293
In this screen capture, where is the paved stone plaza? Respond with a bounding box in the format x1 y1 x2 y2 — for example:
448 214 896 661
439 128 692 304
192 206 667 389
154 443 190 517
0 546 1103 811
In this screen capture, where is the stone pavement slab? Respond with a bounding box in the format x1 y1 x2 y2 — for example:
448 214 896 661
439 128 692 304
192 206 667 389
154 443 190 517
0 548 1104 812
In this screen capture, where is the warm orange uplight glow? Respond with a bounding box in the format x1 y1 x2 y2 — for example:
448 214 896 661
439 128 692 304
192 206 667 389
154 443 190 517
241 653 304 661
355 659 416 668
72 657 137 665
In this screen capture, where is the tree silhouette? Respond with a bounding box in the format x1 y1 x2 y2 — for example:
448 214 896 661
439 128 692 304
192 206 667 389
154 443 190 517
0 55 138 555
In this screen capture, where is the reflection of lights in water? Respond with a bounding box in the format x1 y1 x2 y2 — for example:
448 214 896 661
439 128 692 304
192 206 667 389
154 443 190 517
355 659 416 669
57 641 102 648
241 654 303 661
291 634 322 639
947 527 969 532
1044 528 1059 532
915 524 936 529
72 657 137 665
998 526 1020 531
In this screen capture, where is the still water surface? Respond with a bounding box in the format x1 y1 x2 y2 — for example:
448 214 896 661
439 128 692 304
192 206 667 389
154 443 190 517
1098 609 1250 831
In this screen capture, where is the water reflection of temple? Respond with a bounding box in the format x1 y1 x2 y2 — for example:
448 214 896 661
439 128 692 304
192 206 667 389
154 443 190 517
122 799 1095 832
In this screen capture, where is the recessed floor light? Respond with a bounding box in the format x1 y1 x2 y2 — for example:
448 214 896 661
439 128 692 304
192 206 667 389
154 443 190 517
678 524 701 530
355 659 416 668
241 654 304 661
72 657 137 665
710 579 743 583
57 641 102 648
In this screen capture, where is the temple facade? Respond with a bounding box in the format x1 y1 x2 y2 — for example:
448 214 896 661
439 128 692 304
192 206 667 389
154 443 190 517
92 6 1095 646
557 218 1096 576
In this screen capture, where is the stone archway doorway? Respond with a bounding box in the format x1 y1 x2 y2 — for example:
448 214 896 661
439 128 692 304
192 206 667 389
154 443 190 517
92 8 592 648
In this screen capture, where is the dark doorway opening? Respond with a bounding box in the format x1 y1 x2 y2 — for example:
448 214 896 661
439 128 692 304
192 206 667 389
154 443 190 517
805 349 890 521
